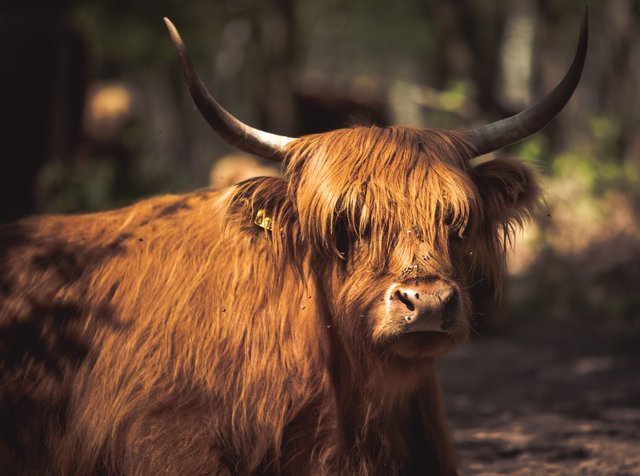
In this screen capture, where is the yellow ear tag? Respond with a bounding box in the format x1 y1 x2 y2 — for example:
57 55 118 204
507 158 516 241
254 209 273 231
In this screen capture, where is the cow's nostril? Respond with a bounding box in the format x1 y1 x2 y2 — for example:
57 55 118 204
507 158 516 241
394 290 415 312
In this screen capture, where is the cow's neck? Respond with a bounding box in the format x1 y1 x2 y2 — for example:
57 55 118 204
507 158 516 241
327 337 448 474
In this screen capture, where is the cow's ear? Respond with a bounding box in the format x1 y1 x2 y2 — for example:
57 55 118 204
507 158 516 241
473 158 541 223
227 176 293 235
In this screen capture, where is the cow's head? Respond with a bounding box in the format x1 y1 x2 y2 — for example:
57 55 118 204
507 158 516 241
164 14 586 363
278 126 541 361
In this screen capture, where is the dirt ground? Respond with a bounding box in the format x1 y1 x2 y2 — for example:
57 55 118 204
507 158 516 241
439 314 640 476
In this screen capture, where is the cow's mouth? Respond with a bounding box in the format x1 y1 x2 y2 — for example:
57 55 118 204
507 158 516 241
389 327 459 358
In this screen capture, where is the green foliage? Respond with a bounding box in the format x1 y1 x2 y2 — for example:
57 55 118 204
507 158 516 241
552 115 640 198
513 136 548 165
37 156 117 214
71 0 227 71
439 81 471 112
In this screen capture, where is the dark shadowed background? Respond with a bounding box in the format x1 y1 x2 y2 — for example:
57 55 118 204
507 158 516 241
1 0 639 473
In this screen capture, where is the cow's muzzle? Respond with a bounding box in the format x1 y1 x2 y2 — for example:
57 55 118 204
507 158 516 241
388 280 460 333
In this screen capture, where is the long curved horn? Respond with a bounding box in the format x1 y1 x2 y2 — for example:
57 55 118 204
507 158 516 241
464 9 588 157
164 18 293 162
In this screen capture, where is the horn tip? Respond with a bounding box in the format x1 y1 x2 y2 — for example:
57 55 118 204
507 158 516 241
163 17 181 43
581 6 589 35
577 7 589 65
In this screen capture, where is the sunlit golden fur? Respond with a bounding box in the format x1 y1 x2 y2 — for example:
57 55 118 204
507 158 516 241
0 125 539 475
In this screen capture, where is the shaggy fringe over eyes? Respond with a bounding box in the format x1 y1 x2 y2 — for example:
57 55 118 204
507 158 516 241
229 125 540 288
283 127 477 267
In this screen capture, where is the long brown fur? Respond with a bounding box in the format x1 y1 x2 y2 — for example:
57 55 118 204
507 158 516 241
0 125 539 475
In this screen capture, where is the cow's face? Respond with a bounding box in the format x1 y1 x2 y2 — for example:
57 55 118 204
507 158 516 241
284 126 539 362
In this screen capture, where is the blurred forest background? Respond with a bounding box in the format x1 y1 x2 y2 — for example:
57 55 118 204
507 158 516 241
1 0 639 472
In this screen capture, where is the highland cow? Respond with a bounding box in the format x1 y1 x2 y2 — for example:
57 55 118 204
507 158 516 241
0 14 587 476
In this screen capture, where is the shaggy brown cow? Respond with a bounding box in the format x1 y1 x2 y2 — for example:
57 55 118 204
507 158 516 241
0 13 587 476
